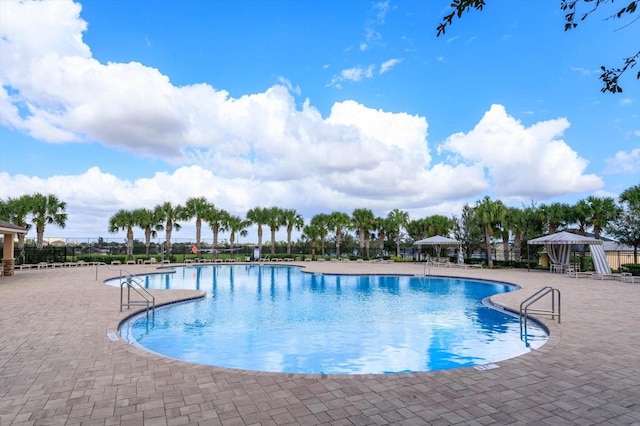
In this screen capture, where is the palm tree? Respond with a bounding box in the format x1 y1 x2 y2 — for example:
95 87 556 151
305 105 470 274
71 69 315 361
310 214 330 256
265 207 285 255
30 193 67 250
154 202 185 257
246 207 270 259
541 202 571 234
204 207 229 258
387 209 409 257
328 211 351 258
302 224 322 257
352 208 375 258
570 200 591 236
426 215 454 237
225 214 249 255
282 208 304 255
507 206 528 262
374 216 391 257
184 197 215 256
133 208 162 256
607 184 640 263
3 195 33 261
408 215 455 257
585 195 621 239
108 209 137 261
620 184 640 209
474 196 506 267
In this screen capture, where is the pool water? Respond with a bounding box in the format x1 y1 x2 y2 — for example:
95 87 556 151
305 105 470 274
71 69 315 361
116 265 547 374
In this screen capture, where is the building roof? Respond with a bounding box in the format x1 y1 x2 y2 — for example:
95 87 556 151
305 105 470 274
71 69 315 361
527 231 603 245
0 220 28 234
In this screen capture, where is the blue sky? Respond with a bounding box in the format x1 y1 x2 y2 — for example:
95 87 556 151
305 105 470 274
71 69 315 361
0 0 638 242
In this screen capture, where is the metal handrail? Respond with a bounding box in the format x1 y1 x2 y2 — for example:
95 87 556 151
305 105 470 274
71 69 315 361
519 286 560 346
119 274 155 319
94 262 155 318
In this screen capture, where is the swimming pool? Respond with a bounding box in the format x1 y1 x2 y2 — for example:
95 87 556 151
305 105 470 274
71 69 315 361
115 265 547 375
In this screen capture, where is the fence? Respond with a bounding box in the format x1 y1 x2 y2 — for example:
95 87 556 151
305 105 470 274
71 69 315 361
1 238 399 265
605 251 637 270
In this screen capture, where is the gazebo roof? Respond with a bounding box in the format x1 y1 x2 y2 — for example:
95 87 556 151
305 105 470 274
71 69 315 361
527 231 602 245
0 220 28 234
414 235 460 246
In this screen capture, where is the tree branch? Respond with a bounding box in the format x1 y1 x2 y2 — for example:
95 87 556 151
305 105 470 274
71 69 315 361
436 0 486 36
438 0 638 93
600 50 640 93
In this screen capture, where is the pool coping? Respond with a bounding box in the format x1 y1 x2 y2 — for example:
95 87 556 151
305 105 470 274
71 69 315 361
115 266 545 376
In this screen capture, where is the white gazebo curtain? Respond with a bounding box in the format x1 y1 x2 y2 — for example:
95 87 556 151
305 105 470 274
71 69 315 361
545 243 571 265
528 231 612 274
590 244 612 275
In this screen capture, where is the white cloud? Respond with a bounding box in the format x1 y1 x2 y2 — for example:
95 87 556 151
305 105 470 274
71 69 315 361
380 58 402 74
361 0 390 51
604 148 640 174
277 76 301 96
343 65 375 81
328 58 401 87
446 35 460 44
570 67 596 76
327 65 376 87
0 0 610 240
619 98 633 106
439 104 603 200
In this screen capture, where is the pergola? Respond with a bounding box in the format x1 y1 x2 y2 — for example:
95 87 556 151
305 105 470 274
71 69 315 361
527 231 611 274
1 220 28 277
414 235 462 263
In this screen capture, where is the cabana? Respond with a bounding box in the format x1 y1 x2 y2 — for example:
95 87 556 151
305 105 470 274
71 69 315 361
527 231 611 275
0 220 28 277
414 235 462 264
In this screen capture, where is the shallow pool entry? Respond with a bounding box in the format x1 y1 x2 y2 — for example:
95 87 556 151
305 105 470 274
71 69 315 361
116 265 547 374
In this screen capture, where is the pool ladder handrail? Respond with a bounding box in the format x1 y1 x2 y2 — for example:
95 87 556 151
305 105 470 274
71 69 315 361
94 262 155 318
96 262 156 319
119 271 155 319
519 286 560 344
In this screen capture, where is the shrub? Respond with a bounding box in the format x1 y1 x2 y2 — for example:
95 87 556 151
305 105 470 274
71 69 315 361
620 263 640 276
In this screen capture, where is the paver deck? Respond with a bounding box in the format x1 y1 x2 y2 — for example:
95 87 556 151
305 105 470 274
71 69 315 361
1 263 639 425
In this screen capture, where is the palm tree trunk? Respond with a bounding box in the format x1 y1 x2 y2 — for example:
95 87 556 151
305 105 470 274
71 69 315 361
126 228 134 261
36 225 45 250
166 222 173 256
365 235 370 258
196 218 202 250
514 233 522 261
484 226 493 267
17 234 26 261
271 229 276 254
145 229 151 256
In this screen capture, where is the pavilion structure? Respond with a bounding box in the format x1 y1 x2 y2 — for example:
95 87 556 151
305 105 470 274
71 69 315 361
0 220 28 277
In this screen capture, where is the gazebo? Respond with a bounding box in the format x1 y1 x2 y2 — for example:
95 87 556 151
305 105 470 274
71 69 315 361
527 231 611 274
414 235 462 263
1 220 28 277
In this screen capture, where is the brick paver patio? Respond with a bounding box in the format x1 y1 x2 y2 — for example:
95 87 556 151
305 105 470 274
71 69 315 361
1 263 639 425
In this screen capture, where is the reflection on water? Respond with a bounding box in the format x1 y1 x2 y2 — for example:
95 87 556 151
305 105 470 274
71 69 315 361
116 265 547 374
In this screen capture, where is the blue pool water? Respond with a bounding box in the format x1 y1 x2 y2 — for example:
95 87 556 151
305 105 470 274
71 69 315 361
115 265 547 375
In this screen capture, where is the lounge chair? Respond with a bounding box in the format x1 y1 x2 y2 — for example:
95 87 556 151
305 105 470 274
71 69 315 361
593 272 623 281
618 273 637 283
566 270 593 278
